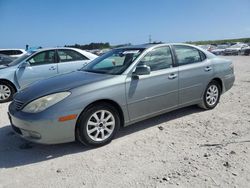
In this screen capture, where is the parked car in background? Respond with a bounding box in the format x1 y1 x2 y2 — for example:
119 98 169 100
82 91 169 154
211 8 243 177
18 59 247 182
0 48 97 103
211 44 229 55
224 43 248 55
241 46 250 56
0 49 27 58
8 43 235 147
0 54 15 65
198 45 216 52
88 49 111 56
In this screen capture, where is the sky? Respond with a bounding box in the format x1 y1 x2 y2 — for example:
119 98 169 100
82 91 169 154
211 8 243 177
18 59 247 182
0 0 250 48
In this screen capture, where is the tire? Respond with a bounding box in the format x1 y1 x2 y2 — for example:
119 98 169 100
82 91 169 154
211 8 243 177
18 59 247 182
0 81 15 103
198 81 221 110
76 103 121 147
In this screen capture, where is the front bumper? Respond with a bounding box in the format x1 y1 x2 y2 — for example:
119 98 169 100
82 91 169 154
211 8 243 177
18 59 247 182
8 103 78 144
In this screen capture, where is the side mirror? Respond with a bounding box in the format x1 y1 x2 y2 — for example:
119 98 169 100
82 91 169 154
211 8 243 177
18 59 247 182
19 61 30 68
133 65 151 76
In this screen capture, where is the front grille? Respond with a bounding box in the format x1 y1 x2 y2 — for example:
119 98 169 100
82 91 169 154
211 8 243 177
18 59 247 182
13 100 24 110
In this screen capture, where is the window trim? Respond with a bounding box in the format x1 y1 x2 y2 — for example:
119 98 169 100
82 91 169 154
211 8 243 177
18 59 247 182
173 45 207 66
27 50 57 66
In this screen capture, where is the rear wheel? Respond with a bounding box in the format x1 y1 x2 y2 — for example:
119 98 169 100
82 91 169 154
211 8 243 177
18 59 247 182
199 81 221 110
0 81 15 103
76 103 121 147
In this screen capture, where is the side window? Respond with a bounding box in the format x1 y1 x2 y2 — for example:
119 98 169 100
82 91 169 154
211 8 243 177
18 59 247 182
199 51 207 61
15 50 23 55
138 46 173 71
28 50 56 66
174 45 206 65
58 50 88 63
0 50 12 56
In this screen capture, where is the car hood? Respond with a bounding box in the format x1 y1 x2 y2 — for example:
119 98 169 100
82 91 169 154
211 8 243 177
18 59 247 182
15 71 115 102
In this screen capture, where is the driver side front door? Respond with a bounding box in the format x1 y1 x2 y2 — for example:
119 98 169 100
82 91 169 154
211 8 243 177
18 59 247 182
16 50 58 89
126 46 179 122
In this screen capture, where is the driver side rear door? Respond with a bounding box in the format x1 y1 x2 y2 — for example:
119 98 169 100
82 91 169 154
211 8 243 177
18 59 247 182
57 49 91 74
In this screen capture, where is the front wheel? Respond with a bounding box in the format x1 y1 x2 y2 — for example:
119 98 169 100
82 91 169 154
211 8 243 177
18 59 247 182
0 82 15 103
199 81 221 110
76 103 121 147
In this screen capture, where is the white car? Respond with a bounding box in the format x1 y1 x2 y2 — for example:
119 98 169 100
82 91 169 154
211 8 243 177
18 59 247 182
211 44 229 55
0 49 27 58
0 47 98 102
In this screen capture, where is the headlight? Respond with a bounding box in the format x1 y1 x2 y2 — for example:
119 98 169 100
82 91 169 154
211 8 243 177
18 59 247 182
22 92 71 113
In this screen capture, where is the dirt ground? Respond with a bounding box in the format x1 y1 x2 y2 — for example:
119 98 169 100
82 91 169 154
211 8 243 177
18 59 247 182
0 56 249 188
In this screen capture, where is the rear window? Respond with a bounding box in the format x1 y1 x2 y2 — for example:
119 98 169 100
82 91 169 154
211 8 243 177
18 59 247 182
15 50 23 55
0 50 23 55
0 50 13 55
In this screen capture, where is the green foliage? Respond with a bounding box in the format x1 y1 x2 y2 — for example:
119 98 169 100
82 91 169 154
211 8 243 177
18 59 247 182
112 43 132 48
65 42 110 50
186 38 250 45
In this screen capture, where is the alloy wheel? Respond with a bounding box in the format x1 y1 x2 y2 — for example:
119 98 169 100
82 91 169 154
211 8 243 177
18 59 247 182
86 110 115 142
0 84 11 101
206 85 219 106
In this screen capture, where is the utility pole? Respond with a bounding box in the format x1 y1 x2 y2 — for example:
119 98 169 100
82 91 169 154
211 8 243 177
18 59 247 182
149 34 152 43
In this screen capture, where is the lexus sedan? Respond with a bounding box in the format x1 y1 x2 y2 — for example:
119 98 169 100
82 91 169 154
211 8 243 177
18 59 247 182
8 43 235 147
0 48 97 103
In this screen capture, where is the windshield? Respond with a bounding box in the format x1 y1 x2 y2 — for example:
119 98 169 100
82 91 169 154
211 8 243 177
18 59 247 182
82 48 144 75
8 53 32 66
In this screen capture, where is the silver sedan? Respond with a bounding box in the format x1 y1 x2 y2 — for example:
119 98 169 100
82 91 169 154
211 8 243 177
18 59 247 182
8 43 235 147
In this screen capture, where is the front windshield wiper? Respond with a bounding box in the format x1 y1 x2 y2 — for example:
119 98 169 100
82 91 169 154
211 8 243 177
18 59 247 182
83 69 105 74
83 69 115 75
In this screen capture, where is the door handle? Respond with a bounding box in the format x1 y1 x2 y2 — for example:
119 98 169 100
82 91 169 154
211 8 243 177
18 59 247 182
204 66 212 72
168 73 178 80
49 66 56 71
82 62 88 67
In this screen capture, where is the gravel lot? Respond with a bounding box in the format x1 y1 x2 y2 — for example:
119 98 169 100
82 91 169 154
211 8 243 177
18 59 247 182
0 56 250 188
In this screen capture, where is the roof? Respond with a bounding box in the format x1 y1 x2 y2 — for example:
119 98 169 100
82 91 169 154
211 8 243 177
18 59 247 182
0 49 26 51
116 43 161 50
116 43 201 50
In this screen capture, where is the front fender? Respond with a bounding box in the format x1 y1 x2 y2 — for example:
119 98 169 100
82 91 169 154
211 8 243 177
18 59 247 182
0 67 19 90
44 76 130 125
